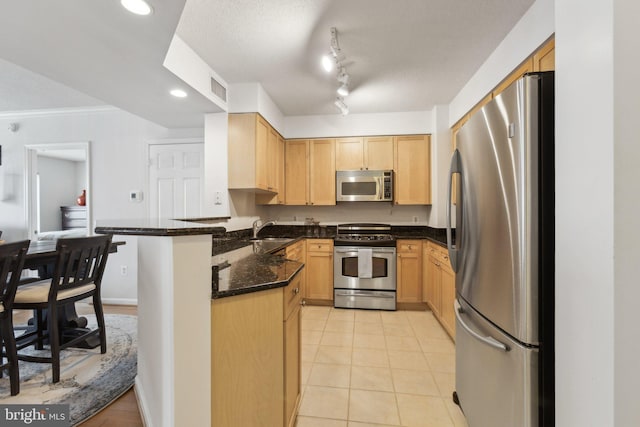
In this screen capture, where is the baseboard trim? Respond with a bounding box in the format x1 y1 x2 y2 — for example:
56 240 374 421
135 376 151 427
102 298 138 306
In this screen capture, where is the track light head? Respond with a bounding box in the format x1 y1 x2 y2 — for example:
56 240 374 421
337 83 350 97
334 97 349 115
322 54 334 72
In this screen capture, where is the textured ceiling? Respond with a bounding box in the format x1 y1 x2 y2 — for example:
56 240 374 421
0 0 534 125
0 0 222 128
176 0 535 115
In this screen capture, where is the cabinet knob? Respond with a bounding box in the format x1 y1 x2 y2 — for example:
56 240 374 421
294 288 300 295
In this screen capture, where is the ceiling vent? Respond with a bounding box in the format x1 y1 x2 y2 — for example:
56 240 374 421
211 76 227 102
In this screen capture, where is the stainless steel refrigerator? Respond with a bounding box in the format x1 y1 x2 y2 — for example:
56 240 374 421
446 72 555 427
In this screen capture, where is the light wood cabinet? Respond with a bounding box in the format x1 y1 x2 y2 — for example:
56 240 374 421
365 136 394 170
305 239 334 301
257 131 286 205
335 136 394 171
229 113 283 198
394 135 431 205
440 262 456 338
533 38 555 72
284 139 309 205
423 243 441 318
283 273 302 427
285 240 306 302
211 272 303 427
309 139 336 205
397 240 423 303
423 241 455 340
211 289 284 427
335 137 363 170
284 139 335 205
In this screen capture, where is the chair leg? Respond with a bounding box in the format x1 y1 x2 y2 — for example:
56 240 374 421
35 309 44 350
0 316 19 395
48 305 60 383
93 293 107 354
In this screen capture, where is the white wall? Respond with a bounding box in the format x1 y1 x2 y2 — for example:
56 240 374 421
0 108 203 303
448 0 555 126
556 0 640 425
613 1 640 424
37 156 78 232
284 111 431 138
555 0 614 422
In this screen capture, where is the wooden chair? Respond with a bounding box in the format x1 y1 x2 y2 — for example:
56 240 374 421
14 235 112 383
0 239 30 395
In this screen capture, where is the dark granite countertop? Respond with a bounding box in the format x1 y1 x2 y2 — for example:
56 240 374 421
95 219 226 237
212 254 304 299
209 224 453 299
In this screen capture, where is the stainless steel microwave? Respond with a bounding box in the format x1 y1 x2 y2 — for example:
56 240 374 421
336 170 393 202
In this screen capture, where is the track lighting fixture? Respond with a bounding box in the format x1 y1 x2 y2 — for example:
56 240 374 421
334 97 349 115
322 27 352 114
336 68 350 96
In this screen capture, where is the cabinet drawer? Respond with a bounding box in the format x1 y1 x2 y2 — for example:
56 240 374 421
284 273 302 320
306 239 333 252
397 240 422 254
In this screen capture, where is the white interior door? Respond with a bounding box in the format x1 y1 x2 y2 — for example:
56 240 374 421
149 143 204 220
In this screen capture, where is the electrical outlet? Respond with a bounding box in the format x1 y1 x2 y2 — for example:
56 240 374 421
214 191 223 205
120 265 128 276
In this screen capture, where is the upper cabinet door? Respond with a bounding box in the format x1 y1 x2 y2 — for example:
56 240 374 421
364 136 394 170
335 137 364 171
284 140 309 205
533 38 555 72
394 135 431 205
255 115 271 191
309 139 336 205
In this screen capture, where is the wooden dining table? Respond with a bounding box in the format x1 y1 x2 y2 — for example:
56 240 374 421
19 238 125 348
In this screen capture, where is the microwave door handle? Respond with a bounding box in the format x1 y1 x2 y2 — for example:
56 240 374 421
375 176 383 200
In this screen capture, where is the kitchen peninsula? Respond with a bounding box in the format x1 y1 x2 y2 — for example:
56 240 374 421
95 219 305 427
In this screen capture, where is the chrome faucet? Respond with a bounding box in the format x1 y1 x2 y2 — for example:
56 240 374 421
252 219 276 239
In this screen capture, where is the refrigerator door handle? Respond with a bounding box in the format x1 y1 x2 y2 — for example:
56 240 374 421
455 300 509 352
446 149 460 272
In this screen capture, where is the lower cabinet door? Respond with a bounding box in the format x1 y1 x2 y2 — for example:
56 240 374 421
284 305 301 427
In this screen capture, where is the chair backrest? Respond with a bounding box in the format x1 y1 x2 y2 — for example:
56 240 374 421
51 235 112 298
0 240 30 310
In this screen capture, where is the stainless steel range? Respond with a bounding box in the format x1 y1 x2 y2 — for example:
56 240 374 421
333 223 397 310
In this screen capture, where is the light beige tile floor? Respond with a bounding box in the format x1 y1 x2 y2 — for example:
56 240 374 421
297 307 468 427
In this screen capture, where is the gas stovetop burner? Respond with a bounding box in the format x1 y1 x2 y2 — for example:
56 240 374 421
334 223 396 247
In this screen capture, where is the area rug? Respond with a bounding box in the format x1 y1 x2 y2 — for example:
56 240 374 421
0 314 137 426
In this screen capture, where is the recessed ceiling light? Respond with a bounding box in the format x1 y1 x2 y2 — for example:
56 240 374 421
121 0 153 16
170 89 187 98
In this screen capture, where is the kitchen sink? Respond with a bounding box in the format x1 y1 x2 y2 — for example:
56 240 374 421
245 237 295 254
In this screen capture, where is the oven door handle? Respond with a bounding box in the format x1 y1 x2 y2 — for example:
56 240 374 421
334 248 396 254
335 291 395 298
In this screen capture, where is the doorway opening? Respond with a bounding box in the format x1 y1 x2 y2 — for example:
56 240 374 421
25 142 91 240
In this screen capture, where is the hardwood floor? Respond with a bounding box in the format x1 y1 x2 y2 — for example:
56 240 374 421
13 303 144 426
